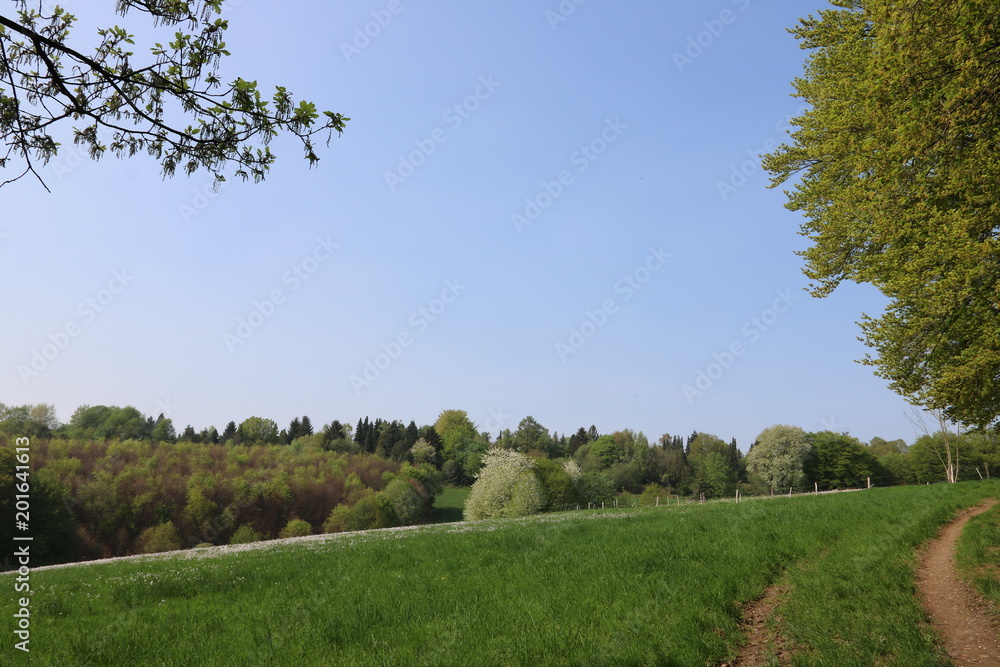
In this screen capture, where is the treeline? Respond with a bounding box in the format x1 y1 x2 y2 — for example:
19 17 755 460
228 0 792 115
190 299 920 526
463 423 1000 522
0 405 445 568
5 404 998 495
3 403 998 567
0 438 441 567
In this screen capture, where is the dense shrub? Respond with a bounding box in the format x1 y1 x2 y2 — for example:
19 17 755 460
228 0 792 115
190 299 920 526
532 458 580 511
229 525 261 544
577 471 614 506
346 495 379 531
279 519 313 538
323 505 351 533
136 521 182 554
638 483 668 507
383 478 423 526
464 449 547 521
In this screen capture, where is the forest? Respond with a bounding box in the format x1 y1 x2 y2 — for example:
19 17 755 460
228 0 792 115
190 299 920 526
1 402 997 568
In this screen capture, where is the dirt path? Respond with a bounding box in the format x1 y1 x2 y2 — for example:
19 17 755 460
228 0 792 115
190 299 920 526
916 499 1000 667
729 583 790 667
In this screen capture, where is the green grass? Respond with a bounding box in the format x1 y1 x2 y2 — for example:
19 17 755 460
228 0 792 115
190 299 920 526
4 481 997 666
956 500 1000 617
430 486 470 524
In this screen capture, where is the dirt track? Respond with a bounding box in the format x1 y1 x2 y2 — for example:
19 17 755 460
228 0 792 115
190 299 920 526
730 583 789 666
916 500 1000 667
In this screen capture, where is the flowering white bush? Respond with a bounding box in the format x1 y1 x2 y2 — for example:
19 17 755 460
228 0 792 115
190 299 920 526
463 448 547 521
562 459 582 482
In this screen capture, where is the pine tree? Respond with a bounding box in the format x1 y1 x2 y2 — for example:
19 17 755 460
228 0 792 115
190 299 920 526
287 417 301 444
356 418 365 449
221 421 237 445
404 420 419 448
568 427 589 456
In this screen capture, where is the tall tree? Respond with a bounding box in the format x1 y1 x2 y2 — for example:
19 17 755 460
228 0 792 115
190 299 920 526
745 425 812 494
434 410 479 461
513 416 549 454
567 427 589 456
403 420 419 449
764 1 1000 428
236 416 279 445
0 1 348 190
286 417 302 444
804 431 882 490
150 416 175 442
220 420 237 444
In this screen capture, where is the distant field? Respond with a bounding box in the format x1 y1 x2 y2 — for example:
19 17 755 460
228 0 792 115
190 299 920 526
430 486 470 524
4 481 997 666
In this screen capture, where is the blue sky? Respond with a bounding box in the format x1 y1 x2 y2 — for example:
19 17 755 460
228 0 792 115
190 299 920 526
1 0 922 450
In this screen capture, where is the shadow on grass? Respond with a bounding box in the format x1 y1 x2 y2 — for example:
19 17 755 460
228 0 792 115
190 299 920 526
431 487 470 524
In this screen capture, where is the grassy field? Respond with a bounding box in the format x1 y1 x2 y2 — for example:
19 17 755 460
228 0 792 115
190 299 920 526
430 486 470 524
956 500 1000 614
4 481 998 666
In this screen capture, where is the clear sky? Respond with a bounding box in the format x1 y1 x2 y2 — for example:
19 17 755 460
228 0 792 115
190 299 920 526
1 0 923 451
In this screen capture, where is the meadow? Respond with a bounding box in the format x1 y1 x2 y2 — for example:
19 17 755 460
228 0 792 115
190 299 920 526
4 481 998 666
956 500 1000 611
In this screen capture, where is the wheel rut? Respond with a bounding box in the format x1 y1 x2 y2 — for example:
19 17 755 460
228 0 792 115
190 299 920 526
916 499 1000 667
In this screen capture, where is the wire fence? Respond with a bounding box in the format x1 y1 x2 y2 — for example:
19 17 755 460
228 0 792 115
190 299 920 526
562 474 995 513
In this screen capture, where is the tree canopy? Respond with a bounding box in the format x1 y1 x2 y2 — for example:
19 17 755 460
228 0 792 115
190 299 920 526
745 425 811 493
764 1 1000 428
0 1 347 190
